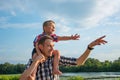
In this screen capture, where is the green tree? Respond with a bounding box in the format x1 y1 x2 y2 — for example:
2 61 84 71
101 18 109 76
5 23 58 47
111 57 120 71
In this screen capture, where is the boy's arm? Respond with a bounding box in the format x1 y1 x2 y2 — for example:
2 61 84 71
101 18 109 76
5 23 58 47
57 34 80 41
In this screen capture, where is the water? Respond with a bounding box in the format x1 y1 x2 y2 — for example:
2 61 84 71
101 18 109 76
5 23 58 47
62 72 120 79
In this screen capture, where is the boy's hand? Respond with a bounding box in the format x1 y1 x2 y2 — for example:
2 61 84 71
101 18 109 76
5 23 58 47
34 54 45 63
71 34 80 40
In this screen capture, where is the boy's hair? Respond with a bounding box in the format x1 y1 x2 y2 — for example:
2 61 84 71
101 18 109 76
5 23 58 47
38 35 53 45
43 20 55 32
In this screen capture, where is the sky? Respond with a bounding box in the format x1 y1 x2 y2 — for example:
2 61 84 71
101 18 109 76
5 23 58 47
0 0 120 64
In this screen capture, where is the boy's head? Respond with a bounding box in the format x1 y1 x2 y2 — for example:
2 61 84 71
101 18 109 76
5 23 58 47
43 20 55 35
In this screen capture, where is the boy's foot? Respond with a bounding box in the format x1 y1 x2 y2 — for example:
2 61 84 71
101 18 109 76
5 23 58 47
52 69 62 75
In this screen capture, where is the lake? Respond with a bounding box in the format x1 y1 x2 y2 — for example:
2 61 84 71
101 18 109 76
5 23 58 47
62 72 120 79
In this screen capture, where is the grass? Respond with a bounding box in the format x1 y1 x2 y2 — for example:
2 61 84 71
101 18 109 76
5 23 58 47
0 74 20 80
0 74 120 80
0 74 84 80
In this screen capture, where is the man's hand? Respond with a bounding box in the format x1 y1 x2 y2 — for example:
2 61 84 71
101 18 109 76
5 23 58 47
88 35 107 48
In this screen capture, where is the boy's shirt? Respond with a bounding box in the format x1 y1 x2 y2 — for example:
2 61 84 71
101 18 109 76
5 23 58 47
33 32 58 47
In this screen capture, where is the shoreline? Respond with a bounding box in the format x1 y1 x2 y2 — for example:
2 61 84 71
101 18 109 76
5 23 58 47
60 75 120 80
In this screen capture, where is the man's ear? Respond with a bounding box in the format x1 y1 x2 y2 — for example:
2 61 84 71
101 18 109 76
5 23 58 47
38 44 43 50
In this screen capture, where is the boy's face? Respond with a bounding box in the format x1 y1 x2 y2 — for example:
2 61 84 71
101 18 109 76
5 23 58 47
44 23 55 34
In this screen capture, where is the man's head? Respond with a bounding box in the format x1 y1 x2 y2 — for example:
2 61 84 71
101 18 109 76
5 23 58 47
43 20 55 35
38 35 54 57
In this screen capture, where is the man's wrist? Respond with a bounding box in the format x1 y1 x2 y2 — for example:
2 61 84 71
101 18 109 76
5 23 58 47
87 45 94 50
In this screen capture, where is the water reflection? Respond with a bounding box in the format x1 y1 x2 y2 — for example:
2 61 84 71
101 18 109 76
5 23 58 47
62 72 120 78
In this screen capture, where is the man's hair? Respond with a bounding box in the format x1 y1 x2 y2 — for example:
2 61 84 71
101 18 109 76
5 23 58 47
43 20 55 32
38 35 53 45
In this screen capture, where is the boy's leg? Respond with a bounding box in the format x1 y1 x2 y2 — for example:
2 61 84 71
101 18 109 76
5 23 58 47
52 50 62 75
32 48 37 59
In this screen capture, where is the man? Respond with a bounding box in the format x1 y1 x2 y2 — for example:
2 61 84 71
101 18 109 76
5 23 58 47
20 35 107 80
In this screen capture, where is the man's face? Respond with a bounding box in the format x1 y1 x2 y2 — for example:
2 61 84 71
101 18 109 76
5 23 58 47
41 39 54 57
44 23 55 34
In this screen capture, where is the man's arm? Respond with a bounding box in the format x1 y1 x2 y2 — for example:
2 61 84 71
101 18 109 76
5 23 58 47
76 35 107 65
59 56 77 66
19 54 45 80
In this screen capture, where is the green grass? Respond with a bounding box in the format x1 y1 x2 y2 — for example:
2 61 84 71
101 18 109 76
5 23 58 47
67 76 84 80
0 74 84 80
1 74 120 80
60 76 84 80
0 74 20 80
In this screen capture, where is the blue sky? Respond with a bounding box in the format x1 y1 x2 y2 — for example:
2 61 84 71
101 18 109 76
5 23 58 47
0 0 120 64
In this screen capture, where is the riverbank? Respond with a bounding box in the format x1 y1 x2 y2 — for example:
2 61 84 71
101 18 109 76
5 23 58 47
62 72 120 80
85 77 120 80
60 75 120 80
1 72 120 80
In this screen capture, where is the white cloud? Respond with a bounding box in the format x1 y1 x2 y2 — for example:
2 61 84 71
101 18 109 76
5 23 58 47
0 0 30 14
42 0 120 30
103 21 120 27
81 0 120 28
51 0 83 3
118 30 120 33
11 11 16 16
0 23 41 29
57 25 71 35
1 0 120 27
42 13 72 34
0 0 120 34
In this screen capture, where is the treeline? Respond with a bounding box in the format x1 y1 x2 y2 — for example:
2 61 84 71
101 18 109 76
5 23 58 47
60 57 120 72
0 63 25 74
0 57 120 74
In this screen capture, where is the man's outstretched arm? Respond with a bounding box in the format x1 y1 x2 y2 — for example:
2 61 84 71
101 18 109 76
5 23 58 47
76 35 107 65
